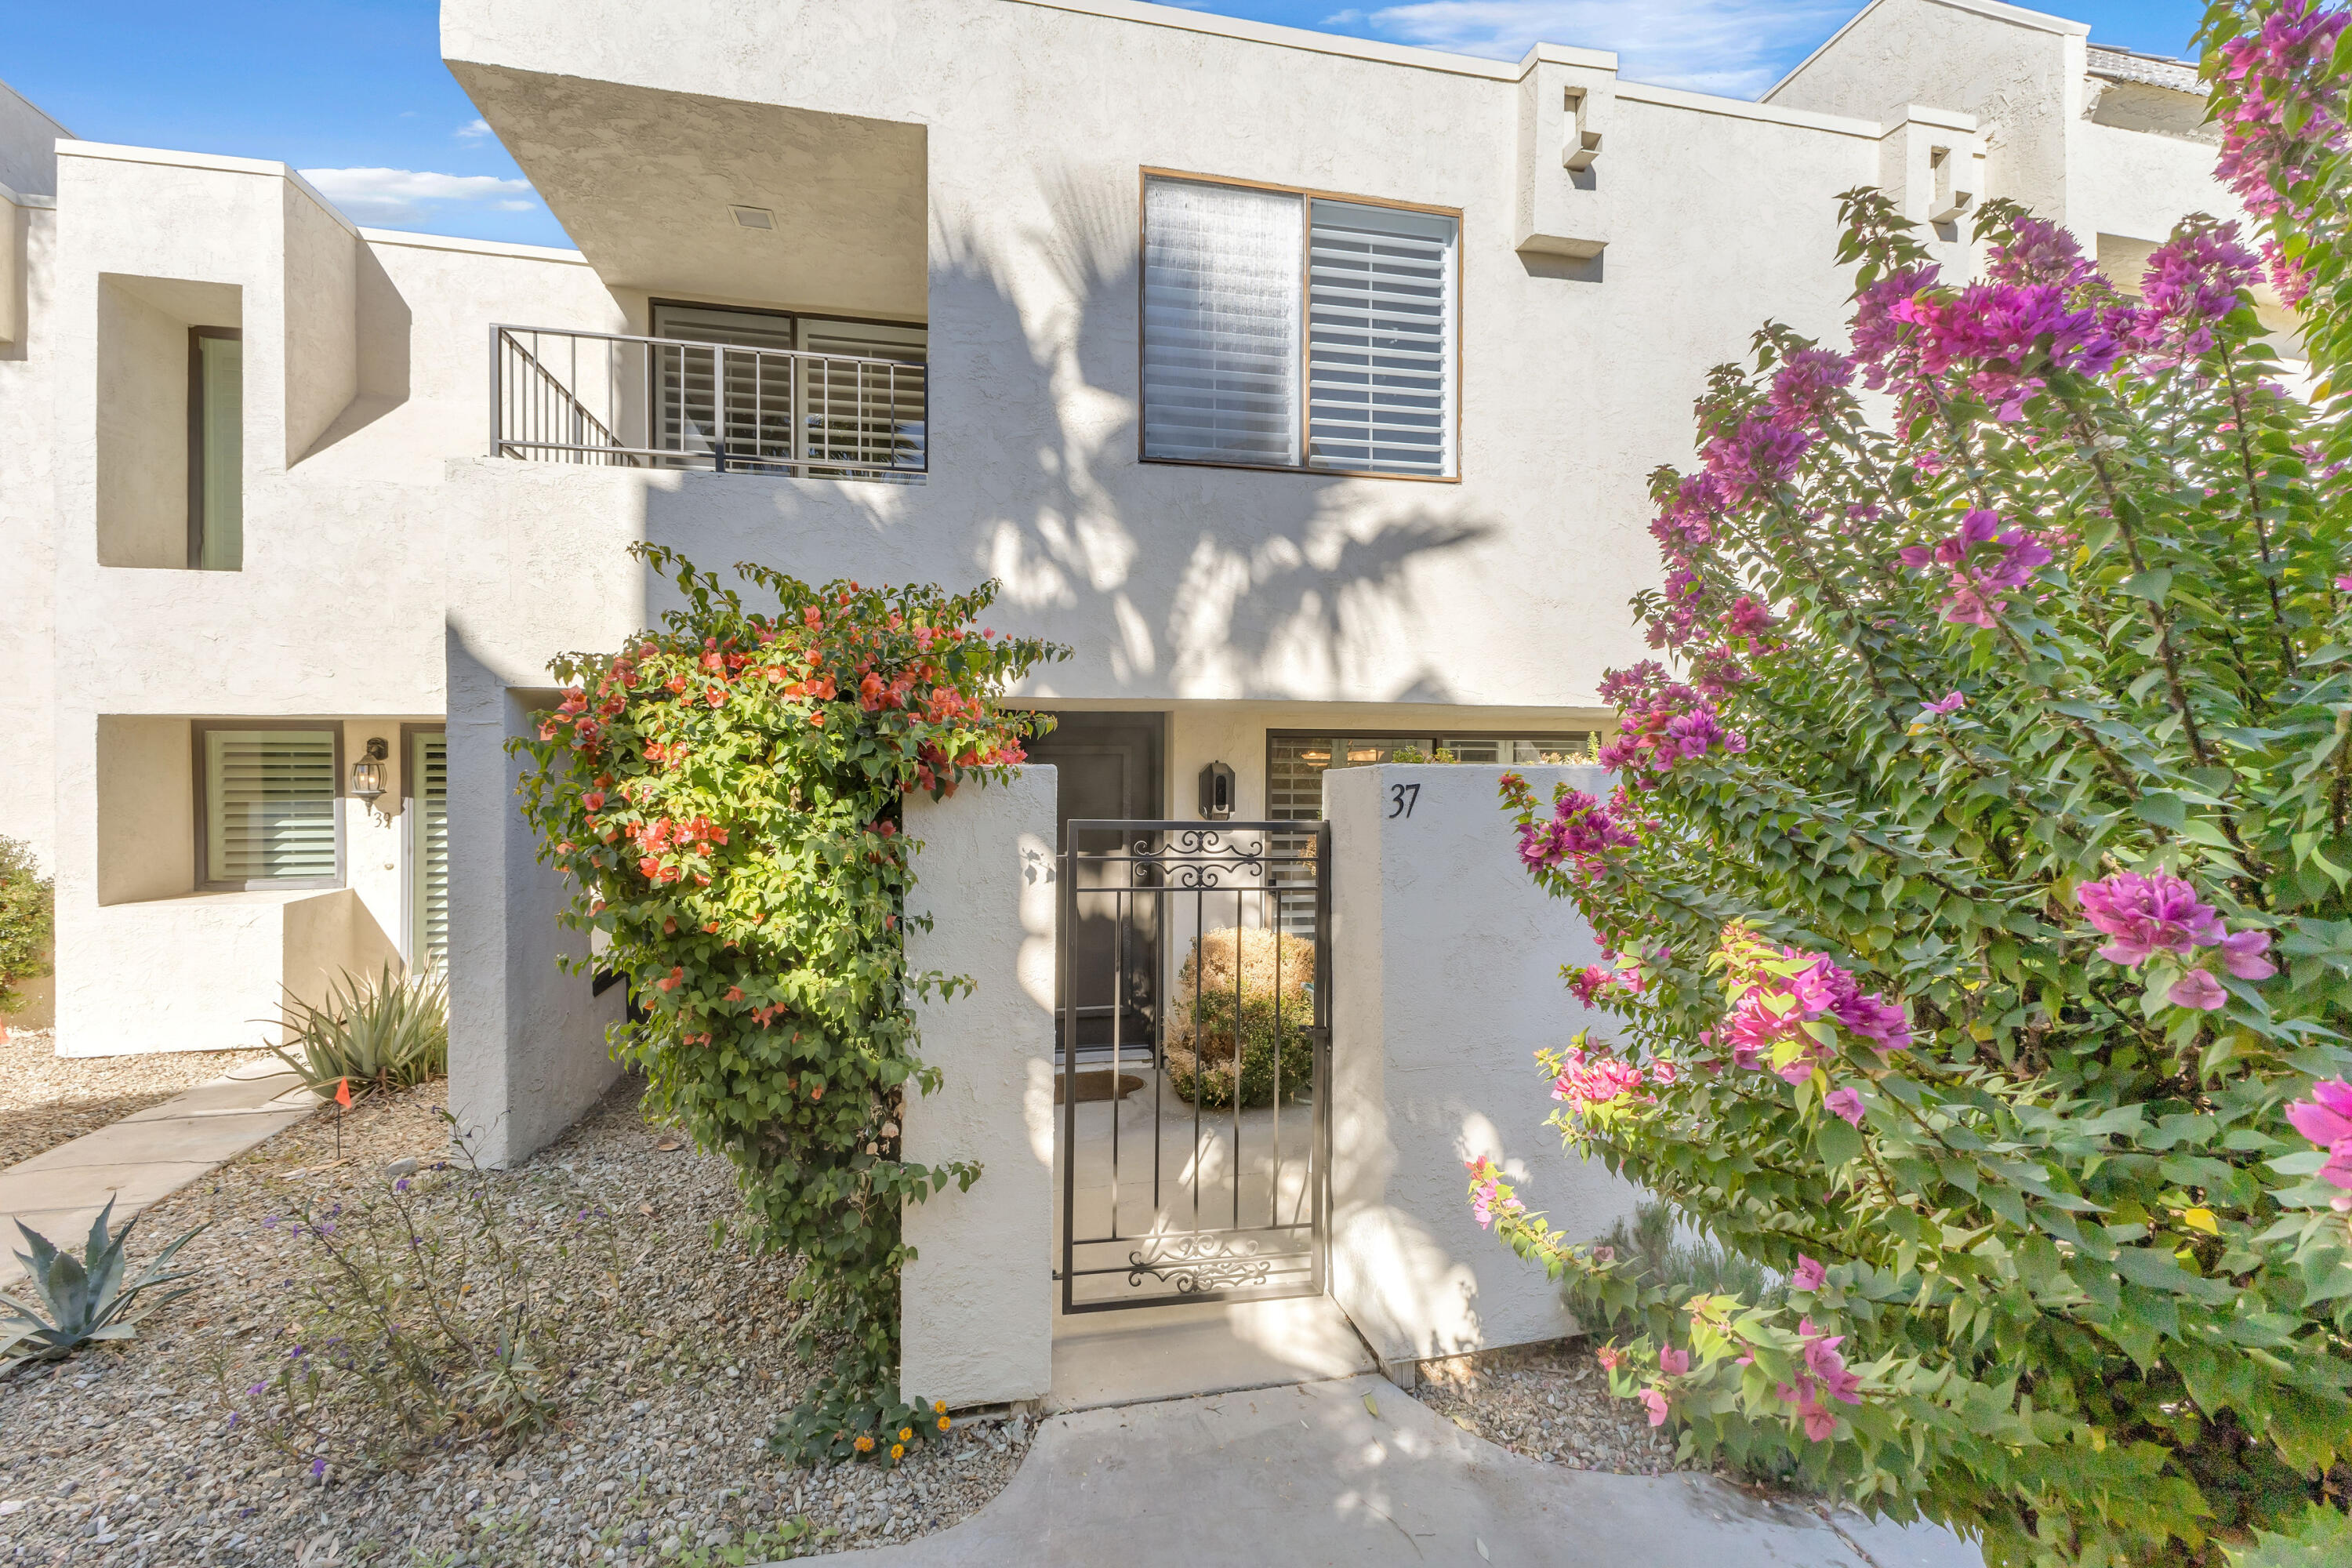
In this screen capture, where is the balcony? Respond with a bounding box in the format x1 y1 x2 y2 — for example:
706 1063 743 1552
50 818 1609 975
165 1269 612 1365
491 325 927 481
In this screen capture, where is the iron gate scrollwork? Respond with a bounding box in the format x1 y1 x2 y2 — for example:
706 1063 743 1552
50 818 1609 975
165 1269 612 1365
1058 820 1330 1313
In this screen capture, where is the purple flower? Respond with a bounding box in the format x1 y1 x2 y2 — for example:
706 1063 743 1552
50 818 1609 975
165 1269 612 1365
2216 929 2275 980
1824 1087 1865 1127
1791 1256 1827 1293
310 1459 326 1479
2285 1080 2352 1203
2167 969 2228 1011
2076 872 2225 965
1918 691 1967 720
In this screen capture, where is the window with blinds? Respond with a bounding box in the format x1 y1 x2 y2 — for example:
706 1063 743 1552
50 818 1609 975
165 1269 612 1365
200 728 339 888
1141 174 1458 478
410 731 448 973
648 302 927 474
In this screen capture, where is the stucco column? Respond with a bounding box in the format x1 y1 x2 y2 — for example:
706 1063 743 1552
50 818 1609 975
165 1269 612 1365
444 634 623 1169
1326 763 1639 1380
898 765 1057 1410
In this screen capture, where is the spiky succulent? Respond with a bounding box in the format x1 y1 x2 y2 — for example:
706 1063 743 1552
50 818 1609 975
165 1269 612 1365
2 1198 205 1375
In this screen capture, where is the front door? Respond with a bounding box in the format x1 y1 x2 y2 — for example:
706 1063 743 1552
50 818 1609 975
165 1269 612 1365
1023 712 1164 1056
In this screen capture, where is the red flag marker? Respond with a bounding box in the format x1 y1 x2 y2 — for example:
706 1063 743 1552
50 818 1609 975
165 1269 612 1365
336 1077 353 1108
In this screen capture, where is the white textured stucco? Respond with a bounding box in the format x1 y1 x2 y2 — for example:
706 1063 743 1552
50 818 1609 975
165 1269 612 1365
1327 763 1639 1374
444 668 625 1168
899 768 1058 1410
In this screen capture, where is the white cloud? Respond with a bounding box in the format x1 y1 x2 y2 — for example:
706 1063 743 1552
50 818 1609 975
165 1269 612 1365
455 118 493 140
1359 0 1845 96
298 166 536 224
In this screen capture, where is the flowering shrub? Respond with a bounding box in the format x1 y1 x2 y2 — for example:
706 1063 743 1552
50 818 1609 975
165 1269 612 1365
1472 9 2352 1557
510 545 1062 1465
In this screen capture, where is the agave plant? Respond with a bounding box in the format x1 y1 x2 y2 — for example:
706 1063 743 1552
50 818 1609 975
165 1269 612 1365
2 1199 206 1375
267 962 448 1094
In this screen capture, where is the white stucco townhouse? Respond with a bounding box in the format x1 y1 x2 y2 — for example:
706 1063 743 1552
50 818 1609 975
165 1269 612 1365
0 0 2293 1168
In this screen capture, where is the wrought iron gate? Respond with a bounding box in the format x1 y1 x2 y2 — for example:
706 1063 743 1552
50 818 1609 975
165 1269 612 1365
1058 820 1330 1313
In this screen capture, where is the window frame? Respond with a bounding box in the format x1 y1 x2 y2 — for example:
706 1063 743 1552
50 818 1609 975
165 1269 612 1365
401 722 448 972
186 325 243 571
191 719 346 893
1136 168 1465 484
1263 729 1596 822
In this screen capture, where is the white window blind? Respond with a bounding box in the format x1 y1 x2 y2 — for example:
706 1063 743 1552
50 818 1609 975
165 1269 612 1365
1308 200 1457 476
203 729 338 885
1142 178 1304 466
411 731 448 972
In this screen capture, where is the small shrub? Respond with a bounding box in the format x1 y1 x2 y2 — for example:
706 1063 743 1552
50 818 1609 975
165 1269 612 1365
2 1198 206 1376
239 1133 590 1465
1163 926 1316 1109
267 964 448 1094
0 835 53 1018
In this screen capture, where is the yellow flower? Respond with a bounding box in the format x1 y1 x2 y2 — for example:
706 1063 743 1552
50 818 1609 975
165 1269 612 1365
854 1435 875 1453
932 1399 946 1414
898 1427 913 1443
890 1443 905 1459
936 1415 951 1432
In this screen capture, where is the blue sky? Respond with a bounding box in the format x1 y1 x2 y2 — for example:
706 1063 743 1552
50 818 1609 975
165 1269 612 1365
6 0 2209 249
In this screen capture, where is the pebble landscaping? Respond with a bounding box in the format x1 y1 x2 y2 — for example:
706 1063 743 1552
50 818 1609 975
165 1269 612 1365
0 1031 273 1172
1410 1341 1693 1476
0 1079 1033 1565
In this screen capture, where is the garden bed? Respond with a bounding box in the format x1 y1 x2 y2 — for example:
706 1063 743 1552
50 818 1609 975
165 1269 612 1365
1408 1340 1693 1476
0 1077 1033 1565
0 1031 273 1172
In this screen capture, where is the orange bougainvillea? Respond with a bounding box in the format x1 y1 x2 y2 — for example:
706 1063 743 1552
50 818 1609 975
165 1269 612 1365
510 543 1064 1466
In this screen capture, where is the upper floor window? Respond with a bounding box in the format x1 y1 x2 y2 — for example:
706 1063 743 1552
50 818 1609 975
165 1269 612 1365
649 301 927 475
189 327 243 570
1141 172 1459 480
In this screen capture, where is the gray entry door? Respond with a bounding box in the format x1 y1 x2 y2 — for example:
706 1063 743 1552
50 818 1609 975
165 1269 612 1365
1022 713 1164 1056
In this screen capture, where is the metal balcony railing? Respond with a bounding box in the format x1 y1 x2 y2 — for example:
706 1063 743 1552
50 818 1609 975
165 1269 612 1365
490 325 928 480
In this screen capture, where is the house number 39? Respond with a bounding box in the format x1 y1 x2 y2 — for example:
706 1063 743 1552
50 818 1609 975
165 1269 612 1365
1388 783 1420 819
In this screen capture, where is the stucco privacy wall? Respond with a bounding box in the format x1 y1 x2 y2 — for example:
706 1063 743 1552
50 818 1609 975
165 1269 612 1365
435 0 1894 718
1326 762 1639 1375
898 768 1058 1410
445 660 626 1168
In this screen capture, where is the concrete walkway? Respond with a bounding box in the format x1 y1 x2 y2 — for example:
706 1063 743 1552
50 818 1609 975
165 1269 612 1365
0 1058 318 1286
826 1374 1981 1568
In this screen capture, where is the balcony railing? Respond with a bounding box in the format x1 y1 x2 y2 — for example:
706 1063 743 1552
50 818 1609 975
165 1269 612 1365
490 325 927 480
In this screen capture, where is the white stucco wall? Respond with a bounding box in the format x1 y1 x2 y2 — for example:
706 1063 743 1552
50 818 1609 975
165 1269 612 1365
899 768 1058 1410
1326 762 1639 1374
445 667 626 1167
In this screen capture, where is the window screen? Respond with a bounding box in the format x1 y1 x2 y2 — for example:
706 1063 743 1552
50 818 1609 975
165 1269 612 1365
1142 178 1304 466
191 328 242 571
202 728 339 886
410 731 448 971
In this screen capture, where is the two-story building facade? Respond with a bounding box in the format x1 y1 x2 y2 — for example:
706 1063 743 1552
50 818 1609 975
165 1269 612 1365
0 0 2286 1159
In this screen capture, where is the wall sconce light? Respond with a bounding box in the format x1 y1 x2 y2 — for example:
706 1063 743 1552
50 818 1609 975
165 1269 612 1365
350 737 390 806
1198 760 1235 821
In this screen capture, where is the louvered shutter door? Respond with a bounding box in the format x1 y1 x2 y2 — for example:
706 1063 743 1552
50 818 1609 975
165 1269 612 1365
204 731 338 884
797 318 927 474
1307 200 1457 477
412 732 449 972
1142 178 1304 466
651 304 800 467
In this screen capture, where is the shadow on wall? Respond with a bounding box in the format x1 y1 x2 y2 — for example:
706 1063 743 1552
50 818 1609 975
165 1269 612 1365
305 242 414 461
616 165 1499 705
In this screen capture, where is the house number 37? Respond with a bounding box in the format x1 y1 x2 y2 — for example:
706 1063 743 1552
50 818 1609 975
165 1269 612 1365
1388 783 1420 819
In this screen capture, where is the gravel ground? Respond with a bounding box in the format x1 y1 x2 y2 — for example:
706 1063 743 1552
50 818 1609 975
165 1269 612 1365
0 1031 274 1172
0 1076 1033 1566
1410 1340 1694 1475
